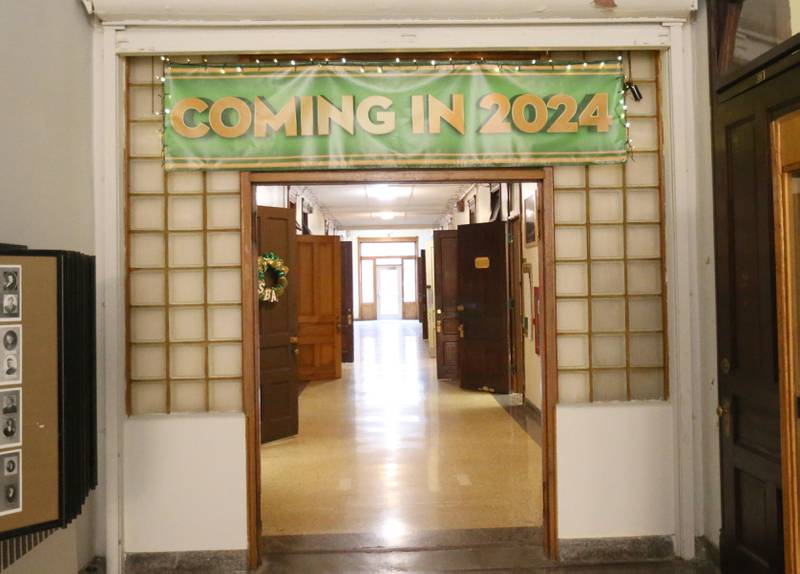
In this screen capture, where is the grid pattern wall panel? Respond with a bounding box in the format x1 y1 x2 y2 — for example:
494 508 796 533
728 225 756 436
127 57 244 415
553 51 666 404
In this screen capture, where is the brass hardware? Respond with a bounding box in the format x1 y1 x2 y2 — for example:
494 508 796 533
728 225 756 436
456 304 464 312
293 347 300 357
289 336 298 344
458 324 464 339
436 320 442 334
436 308 442 315
717 399 732 439
347 313 353 326
336 320 342 332
720 357 731 375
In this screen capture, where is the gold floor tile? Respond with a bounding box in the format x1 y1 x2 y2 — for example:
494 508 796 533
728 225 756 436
261 320 543 538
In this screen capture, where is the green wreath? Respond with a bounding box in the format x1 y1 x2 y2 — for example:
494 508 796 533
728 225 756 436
257 252 289 303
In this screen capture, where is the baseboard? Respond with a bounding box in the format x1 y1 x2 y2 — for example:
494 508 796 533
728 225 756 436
694 536 720 565
523 397 542 422
558 535 673 563
124 550 248 573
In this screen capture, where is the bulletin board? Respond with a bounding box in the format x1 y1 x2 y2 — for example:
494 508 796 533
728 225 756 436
0 249 97 541
0 255 61 535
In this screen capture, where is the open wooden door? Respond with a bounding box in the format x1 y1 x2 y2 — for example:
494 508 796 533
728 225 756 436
256 206 299 443
457 220 510 393
341 241 354 363
296 236 342 381
772 108 800 573
433 230 459 380
508 216 525 394
418 250 428 340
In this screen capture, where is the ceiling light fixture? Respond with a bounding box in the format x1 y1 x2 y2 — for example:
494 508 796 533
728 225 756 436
366 184 411 201
375 211 400 220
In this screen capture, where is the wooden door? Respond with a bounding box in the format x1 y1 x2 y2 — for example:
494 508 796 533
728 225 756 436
713 74 796 574
418 250 429 340
508 216 525 394
458 220 510 393
296 236 342 381
434 230 459 380
340 241 354 363
771 108 800 573
257 206 298 443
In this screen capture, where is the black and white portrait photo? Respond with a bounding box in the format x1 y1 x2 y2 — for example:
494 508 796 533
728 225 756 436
0 266 20 322
0 450 21 516
0 326 22 385
0 390 21 448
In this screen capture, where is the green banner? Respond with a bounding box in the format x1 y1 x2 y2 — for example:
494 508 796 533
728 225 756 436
163 61 627 171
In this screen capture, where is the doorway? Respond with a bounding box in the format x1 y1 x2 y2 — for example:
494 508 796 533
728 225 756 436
376 264 402 319
241 169 558 568
771 108 800 573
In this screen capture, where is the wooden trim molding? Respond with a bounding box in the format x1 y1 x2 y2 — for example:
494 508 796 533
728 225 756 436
771 109 800 574
541 167 559 559
240 172 262 570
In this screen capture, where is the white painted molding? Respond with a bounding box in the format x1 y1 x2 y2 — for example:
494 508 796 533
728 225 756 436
661 22 700 560
92 0 695 24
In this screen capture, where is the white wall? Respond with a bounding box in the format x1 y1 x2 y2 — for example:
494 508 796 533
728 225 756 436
557 402 675 538
0 0 97 571
124 414 248 552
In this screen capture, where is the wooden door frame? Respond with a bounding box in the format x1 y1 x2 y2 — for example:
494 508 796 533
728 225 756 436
357 236 420 321
771 109 800 573
240 167 557 568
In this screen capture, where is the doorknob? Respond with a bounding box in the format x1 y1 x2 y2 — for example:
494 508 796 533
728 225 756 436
336 319 342 332
720 357 731 375
717 399 732 439
436 319 442 334
347 312 353 326
458 324 464 339
456 304 464 312
293 347 300 357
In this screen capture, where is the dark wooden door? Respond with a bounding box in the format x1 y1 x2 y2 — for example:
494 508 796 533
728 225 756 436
434 230 459 380
418 250 429 340
457 220 510 393
508 217 525 394
257 206 298 443
341 241 354 363
296 235 342 381
712 60 800 573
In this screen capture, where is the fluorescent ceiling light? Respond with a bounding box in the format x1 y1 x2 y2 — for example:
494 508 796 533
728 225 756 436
366 184 411 201
375 211 401 220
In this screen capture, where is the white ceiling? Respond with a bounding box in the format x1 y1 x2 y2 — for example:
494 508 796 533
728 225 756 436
303 184 467 229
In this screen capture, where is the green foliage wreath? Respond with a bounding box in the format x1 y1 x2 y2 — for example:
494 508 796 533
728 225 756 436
257 252 289 303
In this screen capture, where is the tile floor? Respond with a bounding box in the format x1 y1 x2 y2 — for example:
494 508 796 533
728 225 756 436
261 319 543 538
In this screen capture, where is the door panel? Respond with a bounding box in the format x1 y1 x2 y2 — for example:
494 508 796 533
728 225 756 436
296 235 342 381
458 220 510 393
712 69 800 572
509 217 525 394
418 250 429 340
341 241 354 363
257 206 298 443
434 230 459 380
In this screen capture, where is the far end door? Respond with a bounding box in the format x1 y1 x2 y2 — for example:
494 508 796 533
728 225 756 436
341 241 354 363
296 236 342 381
458 220 510 393
257 206 298 443
434 230 459 380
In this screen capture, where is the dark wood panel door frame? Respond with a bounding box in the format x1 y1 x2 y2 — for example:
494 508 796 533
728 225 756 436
711 64 800 572
241 168 556 568
341 241 355 363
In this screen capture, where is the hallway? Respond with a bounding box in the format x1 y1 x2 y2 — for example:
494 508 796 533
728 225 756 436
261 319 543 538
